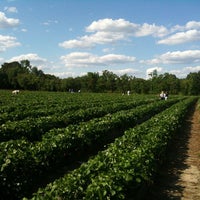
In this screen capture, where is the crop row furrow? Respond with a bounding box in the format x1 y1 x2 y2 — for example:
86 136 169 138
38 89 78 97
0 98 161 142
26 97 197 200
0 98 181 199
0 98 131 124
0 96 135 124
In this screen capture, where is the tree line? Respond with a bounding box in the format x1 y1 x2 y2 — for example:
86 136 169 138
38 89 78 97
0 60 200 95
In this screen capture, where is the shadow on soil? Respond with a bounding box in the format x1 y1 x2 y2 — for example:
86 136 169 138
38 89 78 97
143 105 196 200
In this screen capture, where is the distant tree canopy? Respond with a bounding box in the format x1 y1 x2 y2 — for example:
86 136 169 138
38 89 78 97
0 60 200 95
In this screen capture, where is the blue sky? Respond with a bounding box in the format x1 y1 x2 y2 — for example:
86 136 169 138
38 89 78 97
0 0 200 79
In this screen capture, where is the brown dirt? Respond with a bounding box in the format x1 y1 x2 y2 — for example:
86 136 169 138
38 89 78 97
144 103 200 200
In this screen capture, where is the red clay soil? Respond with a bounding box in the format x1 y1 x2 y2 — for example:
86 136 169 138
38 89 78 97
144 103 200 200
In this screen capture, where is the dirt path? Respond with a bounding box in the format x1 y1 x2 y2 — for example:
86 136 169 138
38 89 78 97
144 103 200 200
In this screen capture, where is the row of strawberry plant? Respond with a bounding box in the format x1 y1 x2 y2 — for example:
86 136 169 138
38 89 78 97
26 97 197 200
0 92 149 124
0 95 158 125
0 97 161 142
0 101 96 124
0 91 144 116
0 98 180 199
1 92 141 124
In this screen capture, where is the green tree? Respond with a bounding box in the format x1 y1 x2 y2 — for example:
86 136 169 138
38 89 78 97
130 77 150 94
20 60 32 71
31 66 44 77
180 78 189 95
162 73 180 94
1 62 21 89
99 70 117 92
150 73 180 94
82 72 99 92
186 72 200 95
17 73 40 90
118 74 130 93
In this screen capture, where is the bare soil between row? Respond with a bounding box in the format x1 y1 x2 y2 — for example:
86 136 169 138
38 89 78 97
144 103 200 200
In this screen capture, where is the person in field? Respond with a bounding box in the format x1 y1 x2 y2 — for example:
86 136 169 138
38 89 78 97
160 91 169 100
12 90 20 95
160 91 165 100
164 91 169 100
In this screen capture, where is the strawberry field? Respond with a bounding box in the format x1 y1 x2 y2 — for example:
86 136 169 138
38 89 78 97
0 90 198 199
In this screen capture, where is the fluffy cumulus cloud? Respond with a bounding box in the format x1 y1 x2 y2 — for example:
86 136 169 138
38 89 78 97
143 50 200 65
59 39 94 49
0 11 19 28
134 23 168 37
60 52 136 68
8 53 48 69
59 19 200 49
158 20 200 45
9 53 46 62
158 30 200 45
0 34 20 52
59 18 168 49
185 21 200 30
52 71 78 78
171 21 200 32
86 18 168 37
111 68 141 76
169 65 200 78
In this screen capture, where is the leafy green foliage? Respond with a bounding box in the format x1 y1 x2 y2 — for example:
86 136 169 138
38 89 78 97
0 91 197 199
0 92 181 199
26 97 196 199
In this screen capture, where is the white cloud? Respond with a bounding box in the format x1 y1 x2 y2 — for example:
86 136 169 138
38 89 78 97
60 52 99 67
100 54 136 64
158 20 200 45
0 11 19 28
146 67 163 78
135 23 168 37
4 6 18 13
158 30 200 45
59 18 168 49
60 20 200 49
0 34 20 52
59 31 126 49
171 21 200 32
184 65 200 72
86 18 138 33
86 19 168 37
169 65 200 78
52 71 77 78
143 50 200 65
112 68 140 76
8 53 48 69
185 21 200 30
9 53 46 62
59 39 94 49
60 52 136 68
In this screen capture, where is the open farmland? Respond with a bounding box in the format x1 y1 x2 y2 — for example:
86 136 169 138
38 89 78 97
0 90 199 199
